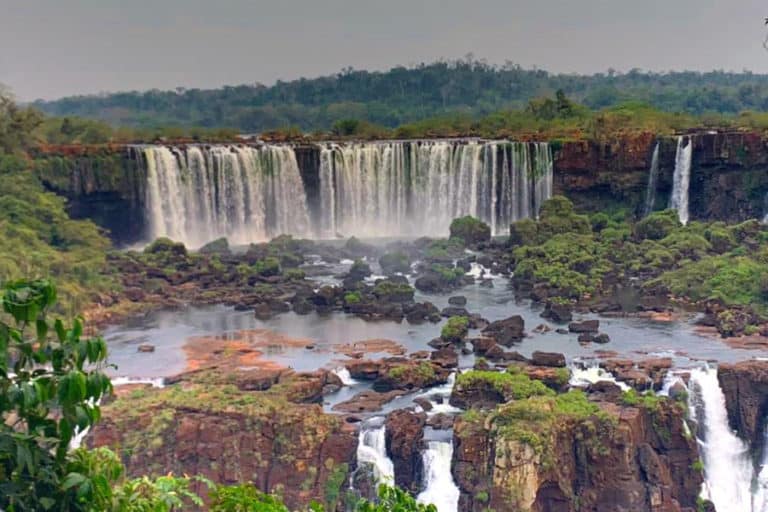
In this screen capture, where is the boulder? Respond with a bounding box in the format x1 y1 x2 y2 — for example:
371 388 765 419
541 301 573 323
718 360 768 448
385 410 427 493
449 296 468 306
568 319 600 333
530 351 566 368
482 315 525 346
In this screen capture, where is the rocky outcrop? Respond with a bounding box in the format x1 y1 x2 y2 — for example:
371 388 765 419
718 360 768 448
453 398 701 512
385 410 426 493
91 369 357 511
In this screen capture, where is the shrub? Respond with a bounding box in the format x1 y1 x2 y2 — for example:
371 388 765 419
254 256 281 277
449 216 491 245
441 316 469 342
379 251 411 275
635 210 681 241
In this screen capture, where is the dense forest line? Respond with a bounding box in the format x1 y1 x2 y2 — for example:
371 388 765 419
32 59 768 133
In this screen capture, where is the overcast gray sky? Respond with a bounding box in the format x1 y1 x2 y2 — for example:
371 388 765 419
1 0 767 101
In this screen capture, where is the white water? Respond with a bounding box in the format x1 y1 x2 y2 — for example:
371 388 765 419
643 142 660 217
568 362 631 391
318 141 553 238
332 367 358 386
141 144 311 248
417 441 460 512
416 372 462 416
687 366 758 511
669 136 693 225
357 422 395 485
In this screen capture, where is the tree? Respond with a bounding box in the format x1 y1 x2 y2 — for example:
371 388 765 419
0 89 44 154
0 279 113 510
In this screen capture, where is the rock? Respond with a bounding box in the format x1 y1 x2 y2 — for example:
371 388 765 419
555 328 569 335
470 337 496 355
137 343 155 353
577 333 594 343
668 381 688 402
479 279 494 288
373 361 447 392
568 319 600 333
541 301 573 323
533 323 551 334
718 360 768 448
482 315 525 346
292 299 314 315
431 348 459 368
385 410 426 493
426 413 455 430
452 396 702 512
592 332 611 344
448 296 468 306
332 389 406 413
413 397 433 412
450 216 491 245
345 360 382 380
124 287 145 302
441 306 469 318
530 351 566 368
198 237 230 255
484 344 506 361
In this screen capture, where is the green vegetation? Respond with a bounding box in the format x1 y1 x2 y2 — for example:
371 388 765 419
0 160 114 314
456 368 555 401
378 252 411 275
32 59 768 135
441 316 469 342
372 281 415 303
449 216 491 245
620 389 664 411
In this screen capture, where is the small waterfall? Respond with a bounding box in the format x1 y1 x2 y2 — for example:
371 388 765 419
318 141 553 238
140 144 311 248
357 422 395 485
417 441 460 512
332 367 358 386
643 142 660 216
568 361 630 391
687 366 756 511
669 136 692 225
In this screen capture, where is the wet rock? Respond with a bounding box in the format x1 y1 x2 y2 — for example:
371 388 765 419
385 410 426 493
448 296 468 306
413 397 433 412
373 361 447 392
568 319 600 333
530 351 566 368
137 343 155 353
426 413 455 430
668 381 688 402
431 347 459 369
541 301 573 323
555 328 569 335
592 332 611 344
718 360 768 448
292 299 314 315
404 301 441 324
586 380 624 401
470 337 496 355
479 279 494 288
482 315 525 346
345 360 382 380
332 389 406 413
578 333 594 343
533 323 551 334
441 306 469 318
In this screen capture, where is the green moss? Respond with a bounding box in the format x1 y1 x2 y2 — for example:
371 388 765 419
456 369 555 401
449 216 491 245
253 256 281 277
344 291 362 305
620 389 664 411
441 315 469 342
378 251 411 274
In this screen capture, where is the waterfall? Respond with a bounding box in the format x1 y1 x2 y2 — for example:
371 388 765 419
357 422 395 485
140 144 311 248
687 366 758 511
318 140 553 238
669 136 692 225
568 361 630 391
643 142 660 217
417 440 460 512
332 367 358 386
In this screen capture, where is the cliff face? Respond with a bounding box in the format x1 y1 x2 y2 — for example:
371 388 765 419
554 131 768 221
32 131 768 246
452 400 701 512
718 360 768 451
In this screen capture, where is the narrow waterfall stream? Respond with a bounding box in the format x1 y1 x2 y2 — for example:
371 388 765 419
417 441 460 512
643 141 660 216
687 366 760 511
669 136 693 225
356 420 395 486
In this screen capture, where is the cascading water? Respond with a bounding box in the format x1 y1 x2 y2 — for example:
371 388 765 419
140 144 311 248
356 421 395 485
417 440 460 512
687 366 759 511
669 136 692 225
643 142 660 217
318 140 553 238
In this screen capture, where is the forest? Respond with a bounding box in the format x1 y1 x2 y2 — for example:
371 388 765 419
32 58 768 134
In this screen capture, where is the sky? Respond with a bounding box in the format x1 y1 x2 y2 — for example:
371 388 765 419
1 0 768 101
